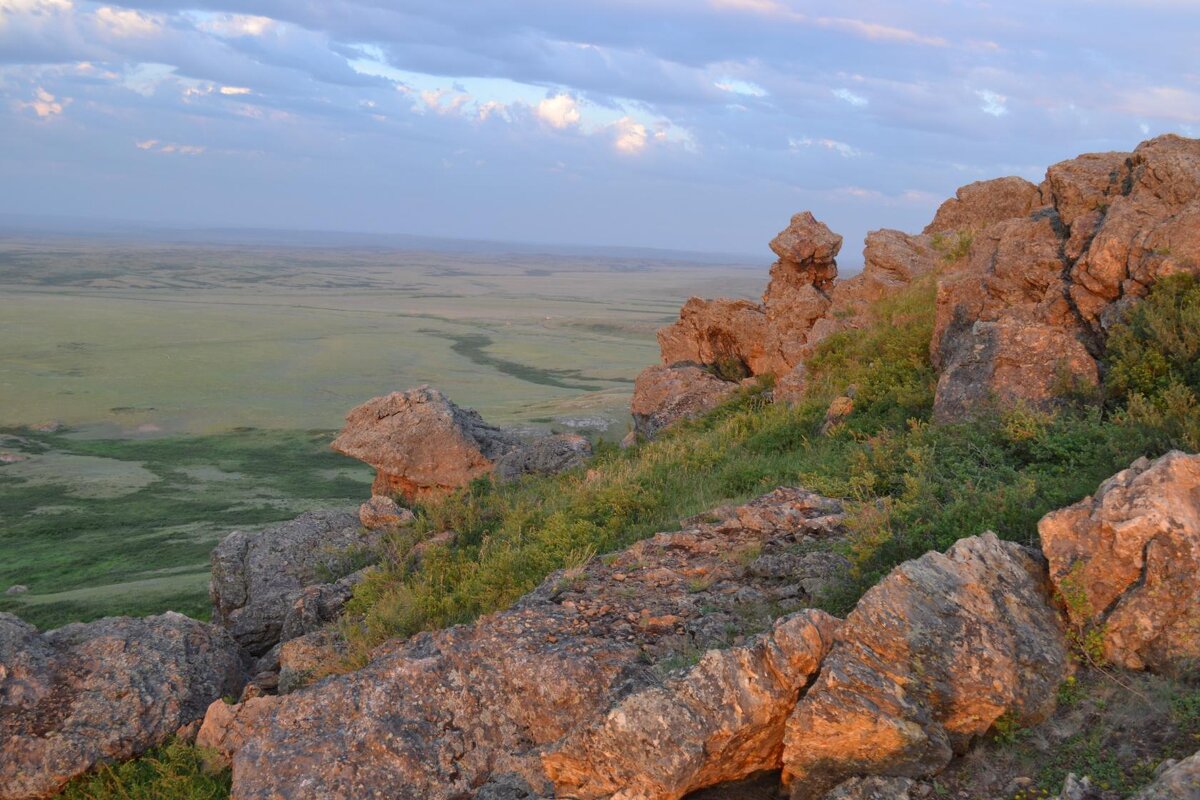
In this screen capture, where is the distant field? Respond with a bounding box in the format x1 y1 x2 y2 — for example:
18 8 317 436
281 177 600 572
0 236 761 628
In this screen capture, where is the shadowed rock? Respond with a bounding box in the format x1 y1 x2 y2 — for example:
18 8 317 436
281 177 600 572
0 612 243 800
200 488 848 799
493 433 592 482
781 533 1069 799
210 508 381 657
1039 451 1200 673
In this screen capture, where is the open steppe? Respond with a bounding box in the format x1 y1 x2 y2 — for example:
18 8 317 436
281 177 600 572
0 235 759 627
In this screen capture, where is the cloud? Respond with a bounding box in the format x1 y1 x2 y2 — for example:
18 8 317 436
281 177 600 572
976 89 1008 117
790 136 863 158
1116 86 1200 123
16 86 67 117
93 5 160 37
219 86 252 95
136 139 204 155
813 17 946 47
536 93 581 129
833 88 868 107
196 13 274 38
612 116 647 153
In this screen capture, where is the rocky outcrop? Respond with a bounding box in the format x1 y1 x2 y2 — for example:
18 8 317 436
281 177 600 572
0 612 243 800
781 533 1069 799
923 176 1041 234
658 298 773 377
358 495 415 530
542 610 838 800
1039 451 1200 673
202 488 849 799
493 433 592 482
1131 750 1200 799
630 364 741 439
210 509 381 657
332 385 521 500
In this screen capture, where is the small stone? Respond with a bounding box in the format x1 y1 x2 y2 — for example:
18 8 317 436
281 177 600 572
4 585 28 596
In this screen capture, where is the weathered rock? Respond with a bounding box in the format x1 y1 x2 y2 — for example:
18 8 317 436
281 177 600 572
924 176 1041 234
4 585 27 596
206 487 848 799
494 433 592 482
1040 150 1130 228
1039 451 1200 672
823 776 915 800
770 211 844 272
658 298 773 377
278 566 373 645
1055 774 1101 800
210 508 380 657
933 319 1098 422
1131 751 1200 799
781 533 1069 799
358 495 415 530
277 627 350 695
331 385 520 500
631 364 740 439
1070 135 1200 328
0 612 243 800
541 610 839 800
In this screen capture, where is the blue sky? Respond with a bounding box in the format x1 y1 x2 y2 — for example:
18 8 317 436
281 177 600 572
1 1 1198 256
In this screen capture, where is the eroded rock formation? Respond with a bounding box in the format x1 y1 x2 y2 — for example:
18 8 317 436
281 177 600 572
630 363 741 439
1039 450 1200 673
781 533 1069 799
201 488 849 799
0 612 243 800
332 385 521 500
209 508 381 657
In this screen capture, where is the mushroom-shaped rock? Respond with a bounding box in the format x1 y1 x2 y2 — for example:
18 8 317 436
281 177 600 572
631 364 740 439
0 612 243 800
781 533 1069 799
331 385 520 500
770 211 843 275
1039 451 1200 673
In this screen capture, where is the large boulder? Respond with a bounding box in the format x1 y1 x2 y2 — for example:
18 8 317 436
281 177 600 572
332 385 521 500
658 297 774 377
781 533 1069 799
630 364 741 439
210 508 381 657
202 488 848 800
1039 451 1200 673
0 612 243 800
1130 750 1200 799
923 176 1041 234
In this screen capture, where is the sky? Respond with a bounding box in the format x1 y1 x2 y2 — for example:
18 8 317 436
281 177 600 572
1 1 1199 257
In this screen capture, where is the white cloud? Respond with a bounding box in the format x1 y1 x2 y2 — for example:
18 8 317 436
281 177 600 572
197 13 275 37
94 6 160 37
219 86 252 95
1116 86 1200 123
832 88 868 107
612 116 647 153
536 94 581 129
137 140 205 155
715 78 767 97
17 86 68 118
814 17 946 47
135 138 158 149
976 89 1008 117
790 136 862 158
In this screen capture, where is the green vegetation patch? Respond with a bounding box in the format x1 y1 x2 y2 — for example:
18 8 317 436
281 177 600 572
56 741 230 800
0 427 371 629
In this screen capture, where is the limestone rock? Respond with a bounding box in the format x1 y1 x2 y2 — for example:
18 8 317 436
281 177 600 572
0 612 243 800
924 176 1041 234
541 610 839 800
358 495 415 530
1131 751 1200 799
1039 451 1200 672
494 433 592 482
631 364 739 439
331 385 520 500
781 533 1069 799
210 508 380 657
208 487 848 800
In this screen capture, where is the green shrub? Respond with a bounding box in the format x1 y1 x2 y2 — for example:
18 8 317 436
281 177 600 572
56 741 229 800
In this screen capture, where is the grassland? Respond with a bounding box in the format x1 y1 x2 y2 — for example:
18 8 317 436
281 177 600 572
0 234 760 629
